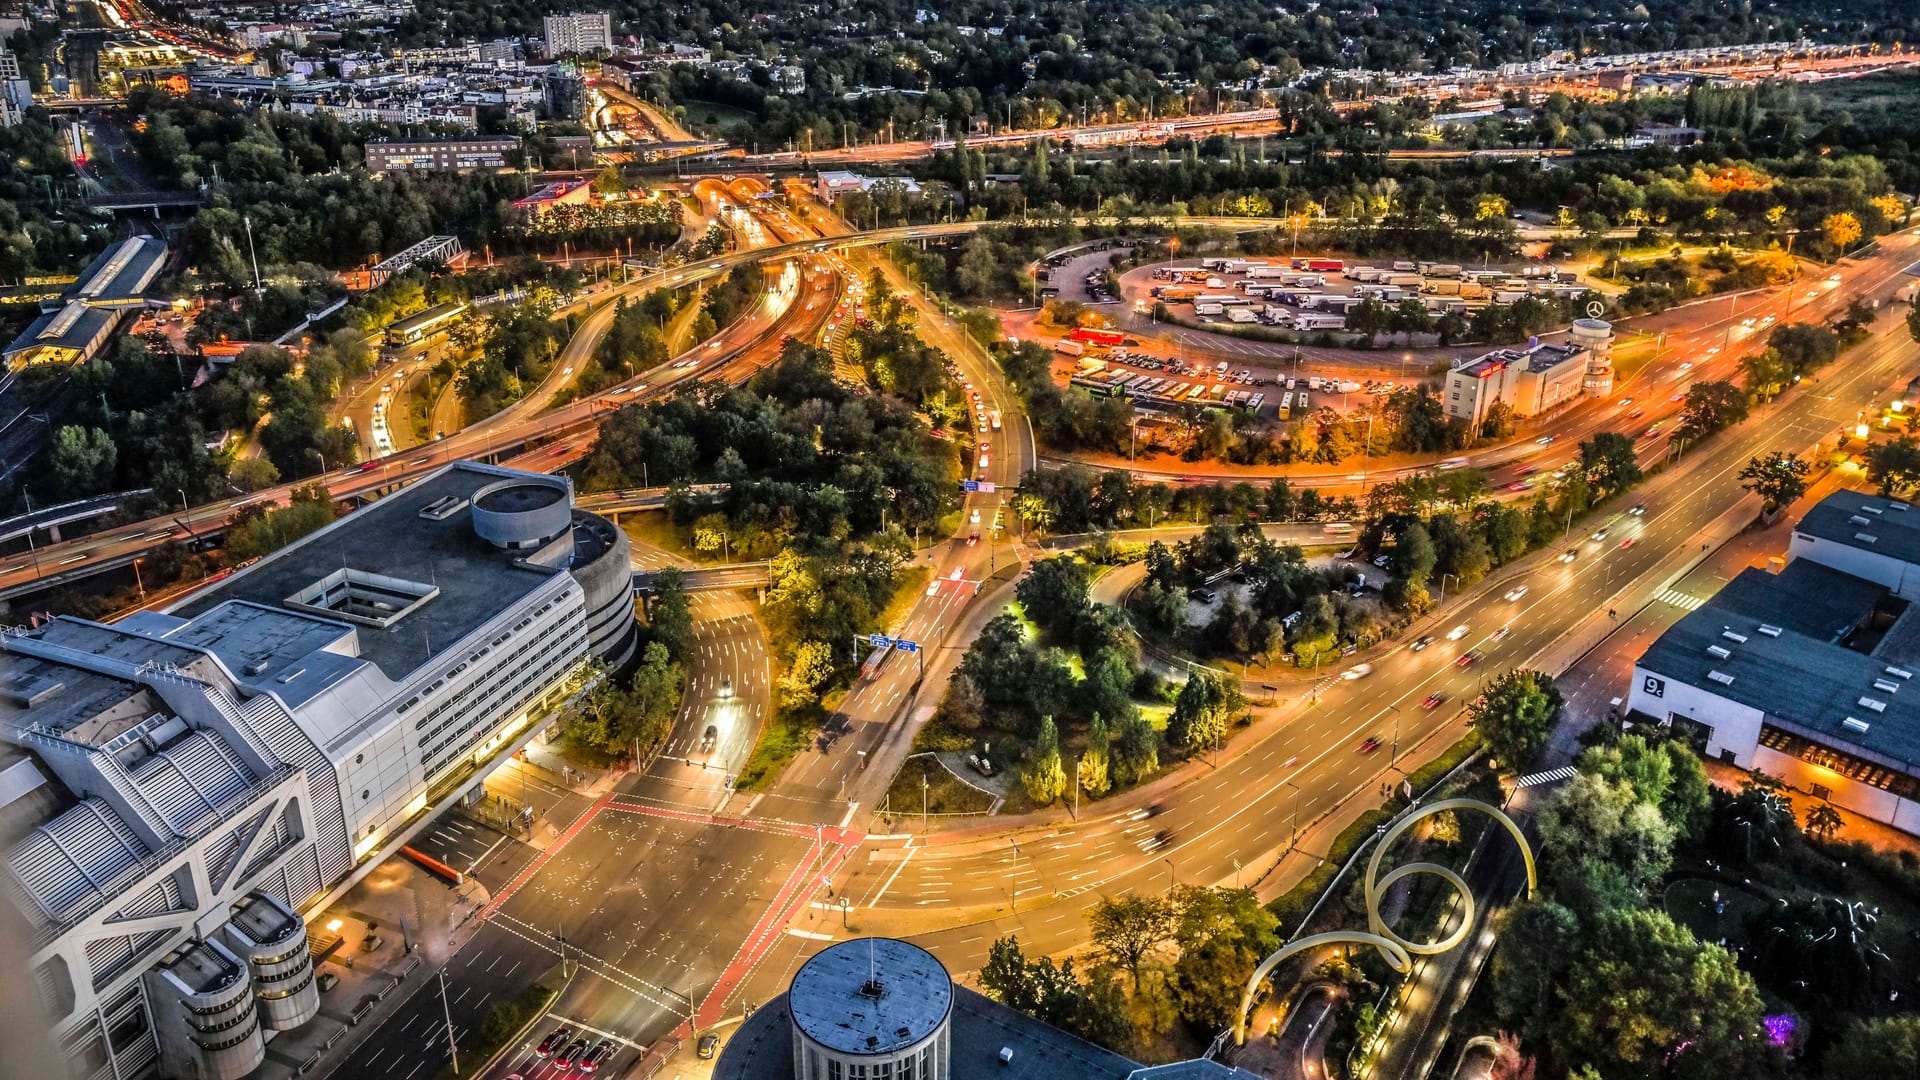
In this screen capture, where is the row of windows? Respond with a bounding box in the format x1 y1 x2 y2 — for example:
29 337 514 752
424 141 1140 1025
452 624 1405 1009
187 996 256 1034
414 618 568 742
417 629 571 760
811 1044 939 1080
396 599 565 718
195 1013 259 1052
420 630 582 772
257 967 314 1001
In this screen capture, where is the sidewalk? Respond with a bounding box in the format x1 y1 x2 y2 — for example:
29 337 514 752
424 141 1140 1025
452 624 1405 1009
259 857 489 1080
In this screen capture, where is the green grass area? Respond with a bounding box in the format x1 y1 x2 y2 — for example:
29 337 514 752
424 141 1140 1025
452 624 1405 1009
433 981 556 1079
680 100 756 137
1663 877 1768 947
618 515 696 560
883 754 998 819
733 702 821 791
877 565 931 633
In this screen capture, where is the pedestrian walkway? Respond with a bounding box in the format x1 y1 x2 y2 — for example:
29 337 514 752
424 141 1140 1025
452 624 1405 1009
1652 586 1707 610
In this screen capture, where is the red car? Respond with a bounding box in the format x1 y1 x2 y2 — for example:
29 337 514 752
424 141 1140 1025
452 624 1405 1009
1358 737 1381 754
1422 693 1446 710
1620 539 1637 549
1456 651 1482 668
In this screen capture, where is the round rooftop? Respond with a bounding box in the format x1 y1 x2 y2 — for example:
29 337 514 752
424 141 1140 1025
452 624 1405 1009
789 937 953 1057
1571 317 1613 334
470 476 572 550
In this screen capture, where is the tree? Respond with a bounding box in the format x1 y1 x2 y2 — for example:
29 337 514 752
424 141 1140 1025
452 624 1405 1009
1552 908 1772 1080
1079 713 1112 797
1578 431 1642 498
1712 783 1797 865
1865 435 1920 495
647 568 695 659
1112 711 1160 783
1823 210 1863 250
1739 451 1811 510
1749 894 1892 1011
1167 671 1235 754
1169 886 1279 1030
1468 670 1563 770
1907 301 1920 348
778 639 837 707
1491 898 1581 1041
1803 801 1843 842
1086 894 1173 982
47 425 118 498
1825 1016 1920 1078
1537 772 1677 917
1674 379 1749 442
1016 556 1092 640
1023 716 1067 805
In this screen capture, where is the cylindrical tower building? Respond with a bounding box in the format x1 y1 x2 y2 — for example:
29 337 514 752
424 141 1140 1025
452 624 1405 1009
788 938 954 1080
1572 317 1615 398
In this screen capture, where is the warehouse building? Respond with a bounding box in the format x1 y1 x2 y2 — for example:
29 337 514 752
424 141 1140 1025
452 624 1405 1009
1441 318 1614 432
1 462 634 1079
4 235 167 370
1628 491 1920 834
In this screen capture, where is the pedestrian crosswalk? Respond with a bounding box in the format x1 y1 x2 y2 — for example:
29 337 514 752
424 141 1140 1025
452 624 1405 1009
1656 588 1706 611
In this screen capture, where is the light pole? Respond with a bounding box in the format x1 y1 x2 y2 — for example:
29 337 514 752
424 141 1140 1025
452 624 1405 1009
921 771 929 834
1163 857 1176 891
1436 572 1458 602
1284 779 1302 852
437 967 459 1074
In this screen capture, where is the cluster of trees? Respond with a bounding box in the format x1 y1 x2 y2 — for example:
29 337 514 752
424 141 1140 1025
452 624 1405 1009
456 298 567 416
581 343 959 556
1494 721 1920 1077
1133 523 1376 668
225 483 338 561
940 556 1163 796
1013 466 1359 536
582 287 684 395
568 571 693 761
982 883 1281 1054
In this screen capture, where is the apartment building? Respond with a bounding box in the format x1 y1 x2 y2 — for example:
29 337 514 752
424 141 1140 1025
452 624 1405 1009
542 12 612 57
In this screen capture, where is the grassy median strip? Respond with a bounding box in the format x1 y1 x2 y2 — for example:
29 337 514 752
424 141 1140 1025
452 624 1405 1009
432 981 557 1080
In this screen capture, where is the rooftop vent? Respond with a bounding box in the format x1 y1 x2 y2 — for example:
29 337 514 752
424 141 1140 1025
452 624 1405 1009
858 976 887 1000
1863 505 1885 515
1874 679 1901 694
1843 717 1872 734
1855 533 1878 544
243 659 271 677
1858 696 1887 713
1886 666 1914 680
1708 671 1735 686
1890 502 1910 512
1721 630 1748 644
1707 645 1732 659
1850 515 1872 526
1757 624 1783 637
418 495 468 521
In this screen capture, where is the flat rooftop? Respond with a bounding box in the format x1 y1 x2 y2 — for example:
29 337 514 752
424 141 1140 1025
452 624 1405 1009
717 987 1139 1080
0 649 163 748
228 892 299 946
789 938 951 1055
1640 561 1920 771
1795 490 1920 571
171 463 564 680
160 940 244 996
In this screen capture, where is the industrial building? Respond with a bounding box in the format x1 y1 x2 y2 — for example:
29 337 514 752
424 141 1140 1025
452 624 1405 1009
714 937 1256 1080
363 136 519 173
1628 490 1920 835
3 235 168 370
1 463 635 1079
1440 318 1614 432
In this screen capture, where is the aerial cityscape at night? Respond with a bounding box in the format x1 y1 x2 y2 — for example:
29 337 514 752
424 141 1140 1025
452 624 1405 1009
4 1 1920 1078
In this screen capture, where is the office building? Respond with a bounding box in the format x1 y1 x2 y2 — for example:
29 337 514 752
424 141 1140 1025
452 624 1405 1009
543 12 612 57
715 937 1257 1080
4 235 167 370
0 45 30 127
1628 491 1920 834
364 136 519 173
2 463 635 1079
1441 320 1613 432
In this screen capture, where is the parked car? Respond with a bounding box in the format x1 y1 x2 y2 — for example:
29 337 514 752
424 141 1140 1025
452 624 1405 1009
698 1033 720 1059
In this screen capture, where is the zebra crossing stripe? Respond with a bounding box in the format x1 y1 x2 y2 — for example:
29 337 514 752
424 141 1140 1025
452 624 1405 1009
1657 589 1704 610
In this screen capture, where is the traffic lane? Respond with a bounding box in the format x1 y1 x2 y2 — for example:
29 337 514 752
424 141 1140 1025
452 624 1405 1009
331 921 551 1080
859 337 1898 908
489 808 820 1049
407 813 515 879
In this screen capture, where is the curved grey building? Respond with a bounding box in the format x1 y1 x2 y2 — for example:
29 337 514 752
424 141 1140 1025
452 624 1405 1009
789 938 953 1080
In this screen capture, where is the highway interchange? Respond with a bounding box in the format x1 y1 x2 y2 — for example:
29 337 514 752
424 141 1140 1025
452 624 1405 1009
15 175 1919 1077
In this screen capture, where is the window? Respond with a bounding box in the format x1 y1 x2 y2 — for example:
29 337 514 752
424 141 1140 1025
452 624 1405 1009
1810 783 1832 801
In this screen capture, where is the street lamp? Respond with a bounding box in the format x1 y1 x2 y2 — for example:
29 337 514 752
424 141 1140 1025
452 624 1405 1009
1436 572 1458 602
1162 857 1176 891
1284 780 1302 852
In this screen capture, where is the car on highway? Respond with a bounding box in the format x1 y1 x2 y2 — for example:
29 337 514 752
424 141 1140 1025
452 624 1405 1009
1504 585 1528 601
1628 408 1644 419
1591 528 1610 542
556 1038 589 1067
1341 663 1373 680
1422 693 1446 710
582 1040 615 1072
1617 397 1632 407
1358 737 1381 754
967 531 980 546
1559 548 1579 563
1507 480 1532 492
1645 423 1662 437
1535 435 1559 444
1517 464 1537 476
1146 829 1177 852
698 1033 720 1059
720 677 732 698
1629 504 1647 516
1456 651 1482 668
970 508 981 524
1410 635 1434 651
1620 538 1637 549
1445 624 1470 641
537 1026 573 1057
1493 626 1512 641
